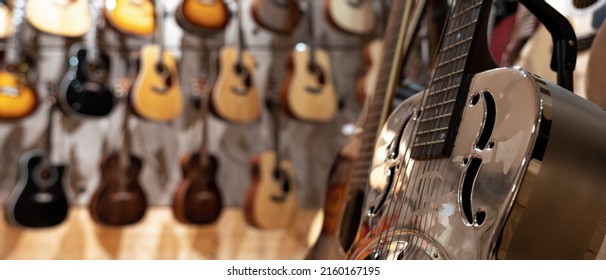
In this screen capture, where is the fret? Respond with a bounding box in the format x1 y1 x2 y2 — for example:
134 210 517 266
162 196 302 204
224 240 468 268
419 113 453 123
431 69 464 83
422 99 456 110
416 127 449 135
413 139 446 147
451 2 483 19
428 85 459 96
445 19 478 37
436 53 467 68
440 37 473 53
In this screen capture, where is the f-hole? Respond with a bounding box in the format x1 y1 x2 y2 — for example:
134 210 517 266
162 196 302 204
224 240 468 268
474 90 496 150
461 157 483 225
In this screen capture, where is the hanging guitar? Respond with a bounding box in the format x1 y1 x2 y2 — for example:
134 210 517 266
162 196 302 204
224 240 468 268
58 0 116 118
103 0 155 37
176 0 231 35
245 73 297 229
211 0 261 123
251 0 301 35
25 0 91 37
346 0 606 260
89 78 148 226
5 87 69 228
130 1 183 122
172 77 223 225
0 0 14 39
280 0 337 123
325 0 376 36
306 0 431 260
0 0 37 120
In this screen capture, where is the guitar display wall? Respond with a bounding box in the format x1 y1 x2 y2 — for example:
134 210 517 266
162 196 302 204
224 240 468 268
0 0 373 209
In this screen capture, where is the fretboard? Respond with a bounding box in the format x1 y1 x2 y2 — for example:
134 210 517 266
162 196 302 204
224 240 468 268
411 0 490 159
349 0 415 191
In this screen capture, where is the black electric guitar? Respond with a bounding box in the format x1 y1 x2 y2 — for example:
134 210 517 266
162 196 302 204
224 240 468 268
5 90 69 228
347 0 606 260
58 1 115 118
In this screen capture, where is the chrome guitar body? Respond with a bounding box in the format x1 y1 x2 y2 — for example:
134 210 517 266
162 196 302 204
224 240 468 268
349 67 606 260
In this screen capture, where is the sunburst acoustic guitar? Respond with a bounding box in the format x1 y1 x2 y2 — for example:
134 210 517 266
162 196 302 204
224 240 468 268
0 0 37 120
104 0 155 37
176 0 231 35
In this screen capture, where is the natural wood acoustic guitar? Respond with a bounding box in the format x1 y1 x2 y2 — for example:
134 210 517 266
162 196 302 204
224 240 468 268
25 0 91 37
280 0 337 123
0 0 14 39
325 0 376 35
245 76 297 229
211 0 261 123
130 1 183 122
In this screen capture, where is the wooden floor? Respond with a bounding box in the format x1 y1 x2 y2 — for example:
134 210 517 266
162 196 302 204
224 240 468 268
0 207 323 260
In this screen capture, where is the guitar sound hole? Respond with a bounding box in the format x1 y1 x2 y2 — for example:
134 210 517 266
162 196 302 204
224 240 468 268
234 64 252 88
307 63 326 85
155 63 173 87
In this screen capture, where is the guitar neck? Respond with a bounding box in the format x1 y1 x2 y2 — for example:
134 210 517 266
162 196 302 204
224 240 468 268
411 0 496 159
156 0 165 64
348 0 424 193
306 0 316 64
236 0 245 64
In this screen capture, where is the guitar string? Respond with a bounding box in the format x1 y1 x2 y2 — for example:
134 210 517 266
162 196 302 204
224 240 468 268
381 0 481 259
348 0 408 258
372 0 421 259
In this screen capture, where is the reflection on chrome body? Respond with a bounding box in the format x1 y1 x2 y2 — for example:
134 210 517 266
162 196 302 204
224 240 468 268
349 67 606 259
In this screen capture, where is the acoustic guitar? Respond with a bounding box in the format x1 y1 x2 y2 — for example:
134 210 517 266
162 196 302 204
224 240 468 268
356 39 383 105
0 0 13 39
25 0 91 37
176 0 231 35
245 76 297 229
325 0 376 36
0 0 37 120
305 0 429 259
5 91 69 228
89 79 148 226
104 0 155 37
130 1 183 122
58 1 115 118
251 0 301 35
172 77 223 225
346 0 606 260
211 0 261 123
280 0 337 123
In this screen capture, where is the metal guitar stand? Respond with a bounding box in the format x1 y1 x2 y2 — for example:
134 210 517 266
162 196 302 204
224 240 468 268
518 0 577 92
